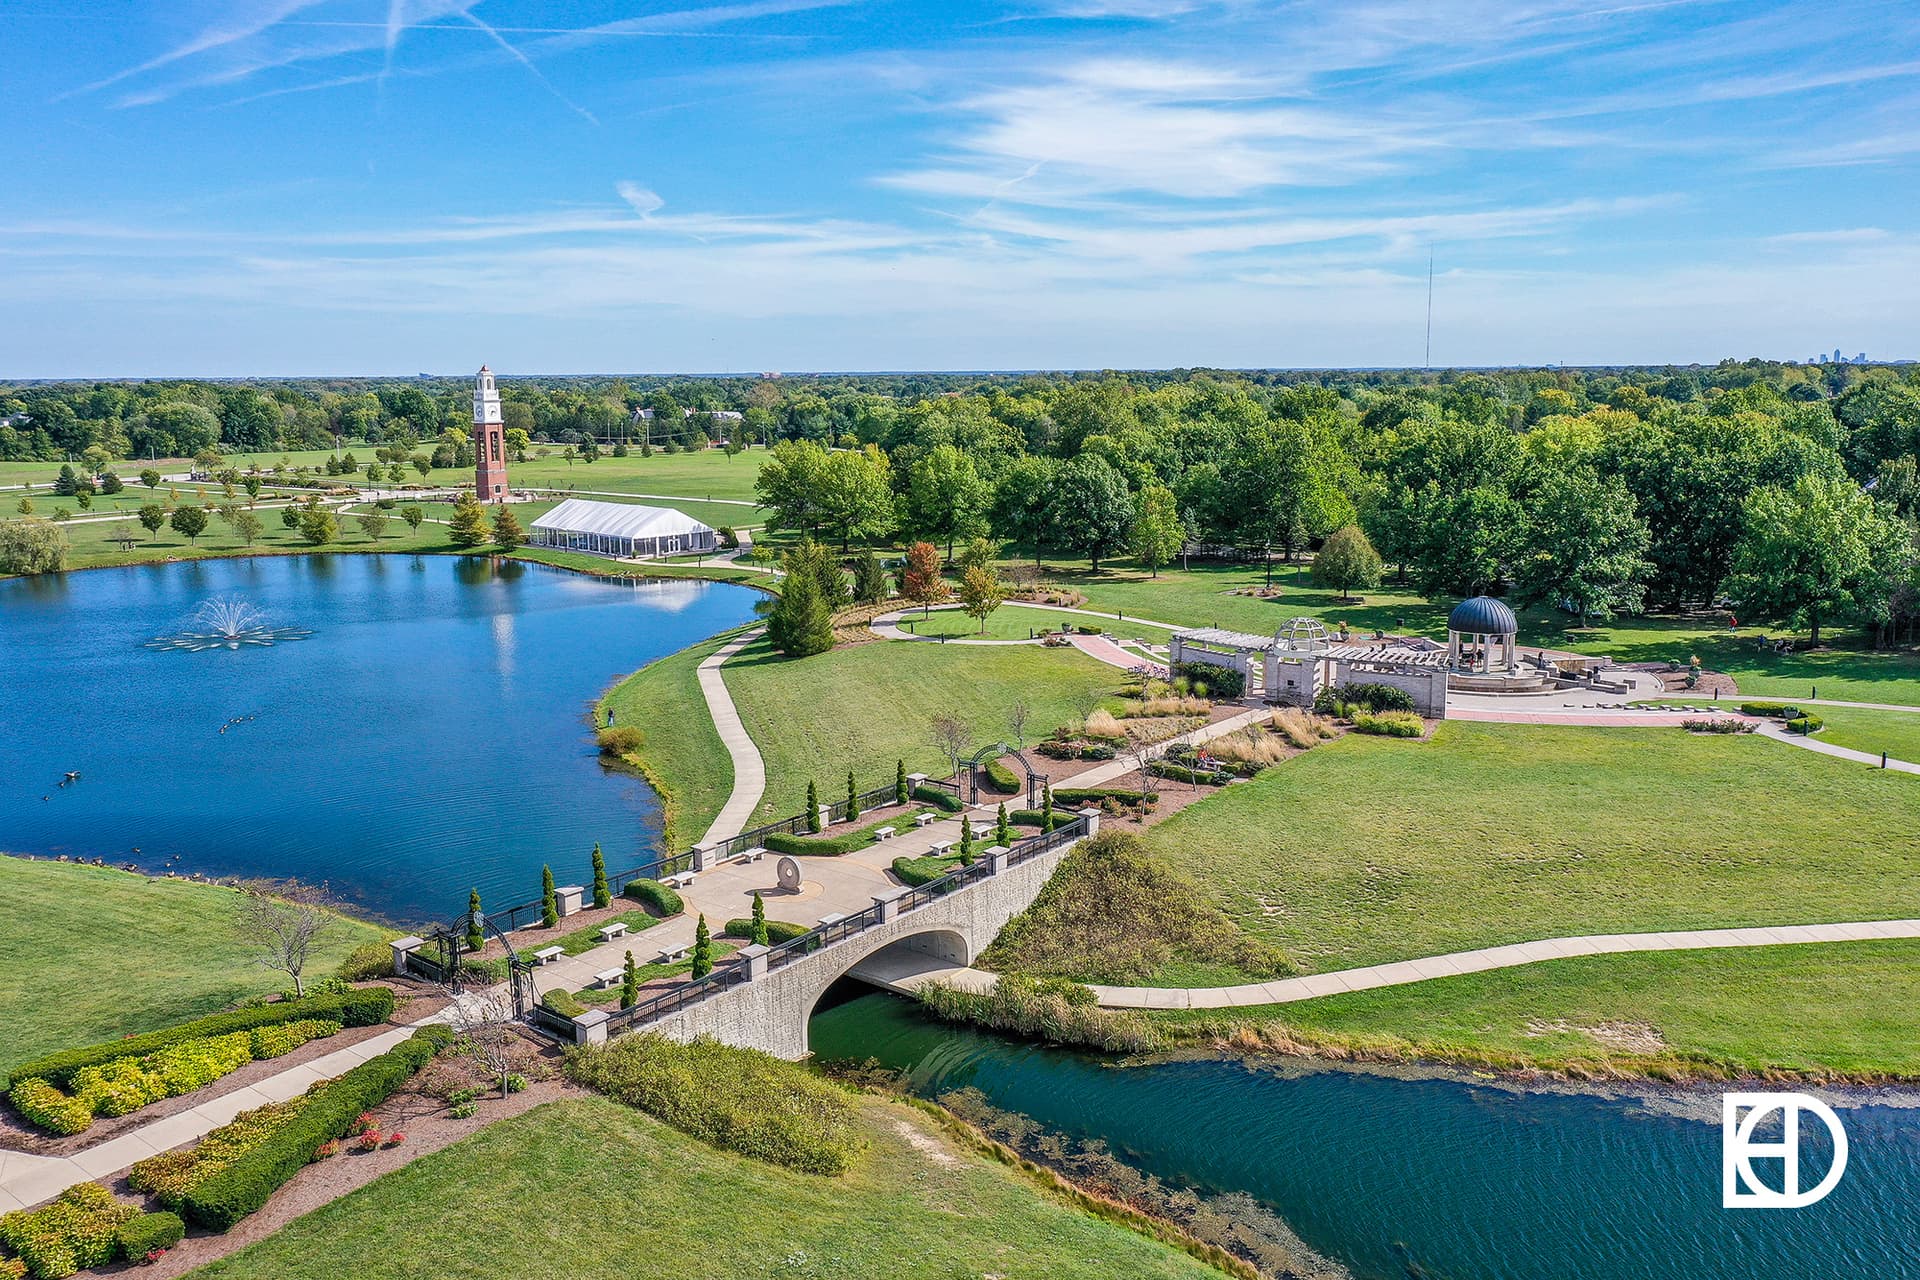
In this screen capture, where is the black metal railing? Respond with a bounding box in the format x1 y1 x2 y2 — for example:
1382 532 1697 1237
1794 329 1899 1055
1008 816 1087 867
402 949 450 983
483 849 695 933
764 903 886 973
527 1003 578 1040
605 962 751 1031
709 784 903 859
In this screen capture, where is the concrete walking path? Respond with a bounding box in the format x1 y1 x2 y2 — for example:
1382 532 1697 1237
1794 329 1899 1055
696 629 770 847
1065 632 1168 678
0 1020 443 1213
1754 721 1920 774
869 919 1920 1011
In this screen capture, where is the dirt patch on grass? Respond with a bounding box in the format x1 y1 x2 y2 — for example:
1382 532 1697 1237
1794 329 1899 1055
893 1116 960 1167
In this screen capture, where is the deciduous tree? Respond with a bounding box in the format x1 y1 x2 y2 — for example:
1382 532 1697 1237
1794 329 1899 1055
1312 525 1384 602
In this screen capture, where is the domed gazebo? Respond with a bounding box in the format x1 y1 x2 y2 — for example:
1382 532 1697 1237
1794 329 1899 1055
1447 596 1518 674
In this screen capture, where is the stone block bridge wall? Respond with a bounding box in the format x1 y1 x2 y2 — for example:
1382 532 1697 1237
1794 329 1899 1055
615 820 1093 1060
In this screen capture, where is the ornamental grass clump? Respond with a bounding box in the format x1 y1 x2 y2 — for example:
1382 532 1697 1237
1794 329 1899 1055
564 1035 865 1175
1351 709 1424 738
916 975 1159 1055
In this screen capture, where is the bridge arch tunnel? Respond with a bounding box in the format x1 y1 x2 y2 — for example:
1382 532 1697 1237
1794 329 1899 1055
799 926 977 1048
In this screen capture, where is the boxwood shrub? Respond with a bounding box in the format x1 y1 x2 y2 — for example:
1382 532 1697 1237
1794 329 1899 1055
764 830 867 857
7 988 393 1092
1333 681 1416 712
1052 787 1148 806
176 1026 450 1231
912 785 962 812
722 918 810 944
1787 714 1824 734
1170 660 1244 698
623 879 684 917
980 758 1022 793
891 854 963 887
114 1212 185 1260
1738 701 1801 719
542 989 587 1018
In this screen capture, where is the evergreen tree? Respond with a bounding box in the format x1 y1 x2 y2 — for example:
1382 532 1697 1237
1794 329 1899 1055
853 549 889 604
751 892 769 945
1042 781 1056 833
620 949 638 1010
996 802 1011 846
896 759 909 804
590 842 609 909
691 914 713 979
845 770 860 821
447 493 488 548
492 505 526 550
466 888 484 952
540 864 558 928
763 560 835 657
806 779 821 833
959 814 975 860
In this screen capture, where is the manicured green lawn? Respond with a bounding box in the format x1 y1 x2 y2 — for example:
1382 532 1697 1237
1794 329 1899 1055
599 629 753 847
0 857 384 1080
1800 704 1920 761
1143 722 1920 972
1007 558 1447 639
723 637 1126 824
896 603 1175 645
190 1095 1220 1280
1165 939 1920 1078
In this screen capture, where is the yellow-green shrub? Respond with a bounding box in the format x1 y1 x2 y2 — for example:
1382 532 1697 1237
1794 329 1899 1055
130 1098 308 1206
249 1019 341 1059
0 1183 136 1279
6 1080 92 1136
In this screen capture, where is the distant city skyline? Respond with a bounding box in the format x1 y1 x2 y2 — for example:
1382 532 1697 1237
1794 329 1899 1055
2 0 1918 376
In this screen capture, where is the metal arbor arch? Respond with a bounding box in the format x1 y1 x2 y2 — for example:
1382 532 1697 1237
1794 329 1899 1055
418 908 538 1017
964 741 1045 809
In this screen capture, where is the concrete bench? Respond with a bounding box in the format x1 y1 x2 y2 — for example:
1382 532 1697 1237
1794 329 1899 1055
928 838 954 856
532 945 564 965
736 846 767 863
664 872 695 889
913 813 936 828
658 945 690 964
592 968 623 989
874 827 896 841
596 922 629 943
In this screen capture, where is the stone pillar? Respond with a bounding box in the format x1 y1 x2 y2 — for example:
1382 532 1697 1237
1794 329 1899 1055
818 804 834 828
389 935 424 977
905 772 928 794
983 845 1010 874
555 886 585 917
573 1009 610 1045
1078 807 1102 837
691 844 713 872
872 887 909 921
738 943 770 980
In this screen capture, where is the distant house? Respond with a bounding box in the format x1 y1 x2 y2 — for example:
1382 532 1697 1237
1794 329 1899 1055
629 407 744 423
528 498 718 560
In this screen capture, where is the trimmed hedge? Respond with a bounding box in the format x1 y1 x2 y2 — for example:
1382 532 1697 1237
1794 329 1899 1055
623 878 684 917
8 988 393 1092
1146 760 1233 786
114 1212 184 1260
131 1099 306 1204
1787 714 1824 734
892 854 964 887
542 989 587 1018
0 1183 136 1279
980 757 1022 793
913 784 962 812
175 1026 450 1231
765 830 867 857
1334 682 1416 713
722 918 810 944
1171 660 1244 698
1738 701 1801 719
1052 787 1149 806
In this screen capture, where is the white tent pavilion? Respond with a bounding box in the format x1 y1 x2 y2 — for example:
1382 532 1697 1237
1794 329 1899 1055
528 498 718 560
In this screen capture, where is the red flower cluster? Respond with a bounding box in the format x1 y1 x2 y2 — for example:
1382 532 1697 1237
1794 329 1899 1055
358 1129 383 1151
385 1132 406 1147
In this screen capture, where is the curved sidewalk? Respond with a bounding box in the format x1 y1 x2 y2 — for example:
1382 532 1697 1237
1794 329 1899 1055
1087 918 1920 1009
696 629 769 846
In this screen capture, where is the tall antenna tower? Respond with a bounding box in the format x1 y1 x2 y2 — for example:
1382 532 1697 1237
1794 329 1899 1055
1424 249 1434 370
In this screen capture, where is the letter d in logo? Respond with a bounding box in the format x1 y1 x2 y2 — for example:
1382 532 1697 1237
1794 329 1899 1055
1722 1092 1848 1209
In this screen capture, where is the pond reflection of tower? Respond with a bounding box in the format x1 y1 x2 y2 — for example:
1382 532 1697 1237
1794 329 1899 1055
474 364 508 502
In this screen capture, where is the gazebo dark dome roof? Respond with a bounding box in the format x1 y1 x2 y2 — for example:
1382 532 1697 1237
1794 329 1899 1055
1449 596 1517 636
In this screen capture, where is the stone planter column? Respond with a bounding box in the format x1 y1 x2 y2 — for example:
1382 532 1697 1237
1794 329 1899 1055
555 886 585 917
572 1009 609 1045
1078 807 1102 838
738 943 770 980
389 935 424 977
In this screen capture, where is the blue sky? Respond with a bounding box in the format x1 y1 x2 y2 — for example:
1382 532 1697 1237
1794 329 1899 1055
3 0 1917 375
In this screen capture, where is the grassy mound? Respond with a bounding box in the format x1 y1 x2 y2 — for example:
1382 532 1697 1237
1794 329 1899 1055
564 1035 864 1175
980 831 1292 986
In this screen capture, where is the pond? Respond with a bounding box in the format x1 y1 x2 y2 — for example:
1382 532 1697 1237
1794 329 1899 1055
0 555 762 921
811 992 1920 1280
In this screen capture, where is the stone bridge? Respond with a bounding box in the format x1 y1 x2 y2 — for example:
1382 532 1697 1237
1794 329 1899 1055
552 813 1097 1059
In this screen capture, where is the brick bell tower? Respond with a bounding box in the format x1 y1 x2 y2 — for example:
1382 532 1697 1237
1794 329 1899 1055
473 364 508 502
